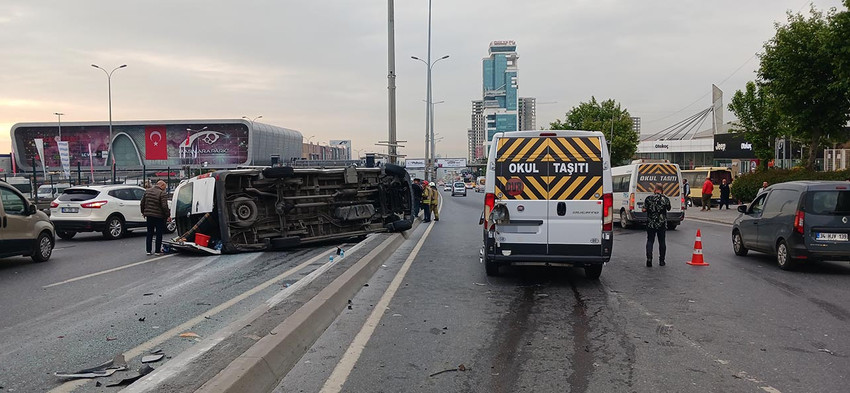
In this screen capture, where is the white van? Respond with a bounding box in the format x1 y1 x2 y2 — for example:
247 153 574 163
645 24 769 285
481 130 613 279
37 183 71 200
612 161 684 230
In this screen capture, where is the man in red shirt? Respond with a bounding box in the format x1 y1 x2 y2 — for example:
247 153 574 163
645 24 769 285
701 176 714 211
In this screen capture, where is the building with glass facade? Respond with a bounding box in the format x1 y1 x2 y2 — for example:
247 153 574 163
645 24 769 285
482 40 519 142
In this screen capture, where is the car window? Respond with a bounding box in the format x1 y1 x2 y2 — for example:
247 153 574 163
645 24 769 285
612 174 629 193
749 193 767 215
0 187 28 215
763 189 797 216
176 182 194 217
133 188 145 200
58 189 99 202
808 191 850 215
109 188 137 201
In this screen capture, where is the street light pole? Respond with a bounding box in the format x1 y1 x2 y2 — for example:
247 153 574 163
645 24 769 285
411 54 449 181
242 115 263 129
387 0 398 164
54 112 64 140
91 63 127 183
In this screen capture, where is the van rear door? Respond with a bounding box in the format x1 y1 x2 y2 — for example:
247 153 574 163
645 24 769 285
636 164 682 212
493 136 550 255
547 136 605 253
805 189 850 255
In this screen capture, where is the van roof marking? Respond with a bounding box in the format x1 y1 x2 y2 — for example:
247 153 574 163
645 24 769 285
553 138 584 162
571 137 600 162
497 138 523 162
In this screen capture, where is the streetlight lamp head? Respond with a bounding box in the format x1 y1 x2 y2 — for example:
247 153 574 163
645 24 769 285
119 64 127 68
440 55 450 60
256 115 262 119
411 56 420 60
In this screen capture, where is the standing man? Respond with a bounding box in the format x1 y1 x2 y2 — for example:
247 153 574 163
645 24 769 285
421 181 432 223
682 178 691 208
411 178 423 219
643 184 671 267
759 181 769 194
429 183 440 222
701 176 714 211
141 180 171 256
718 179 731 210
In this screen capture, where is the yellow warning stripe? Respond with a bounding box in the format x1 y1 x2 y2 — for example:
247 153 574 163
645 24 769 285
571 138 600 162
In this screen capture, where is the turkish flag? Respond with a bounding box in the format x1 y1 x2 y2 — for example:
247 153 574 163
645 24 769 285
145 125 168 160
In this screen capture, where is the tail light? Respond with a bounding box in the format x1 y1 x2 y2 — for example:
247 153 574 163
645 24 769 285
794 210 805 234
81 200 108 209
628 193 635 211
50 201 59 208
602 193 613 231
484 193 496 229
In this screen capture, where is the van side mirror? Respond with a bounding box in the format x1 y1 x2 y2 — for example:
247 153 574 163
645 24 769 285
28 204 37 215
737 205 747 214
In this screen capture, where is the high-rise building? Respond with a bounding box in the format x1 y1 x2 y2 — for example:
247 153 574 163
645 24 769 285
482 40 519 142
518 97 536 131
631 116 641 134
468 100 485 162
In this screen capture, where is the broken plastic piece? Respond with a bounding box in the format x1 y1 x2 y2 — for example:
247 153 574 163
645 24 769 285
141 354 164 363
54 354 128 379
105 364 155 387
179 332 200 338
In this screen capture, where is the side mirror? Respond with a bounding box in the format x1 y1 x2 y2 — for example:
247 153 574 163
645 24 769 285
737 205 747 214
28 204 37 215
479 211 485 226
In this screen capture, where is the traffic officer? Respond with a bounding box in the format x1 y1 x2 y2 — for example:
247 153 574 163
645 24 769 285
643 183 671 267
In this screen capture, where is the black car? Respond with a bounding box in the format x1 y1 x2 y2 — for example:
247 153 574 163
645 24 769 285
732 181 850 270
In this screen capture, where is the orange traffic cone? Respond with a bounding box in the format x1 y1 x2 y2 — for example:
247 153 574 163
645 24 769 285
687 229 709 266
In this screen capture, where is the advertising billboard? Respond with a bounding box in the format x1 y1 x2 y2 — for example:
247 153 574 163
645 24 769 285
405 159 426 168
436 158 468 168
12 122 250 170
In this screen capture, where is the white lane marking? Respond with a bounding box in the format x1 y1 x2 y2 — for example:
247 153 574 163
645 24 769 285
48 248 335 393
321 214 437 392
43 254 175 289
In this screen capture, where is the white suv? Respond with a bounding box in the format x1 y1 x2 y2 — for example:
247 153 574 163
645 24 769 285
50 185 147 240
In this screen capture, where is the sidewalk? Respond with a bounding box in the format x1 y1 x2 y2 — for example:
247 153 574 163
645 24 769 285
685 204 742 225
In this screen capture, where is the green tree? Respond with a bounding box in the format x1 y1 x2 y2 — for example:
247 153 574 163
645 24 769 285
550 97 638 165
727 81 782 171
758 5 850 170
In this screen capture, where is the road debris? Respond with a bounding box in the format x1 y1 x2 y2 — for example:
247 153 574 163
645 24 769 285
179 332 200 338
429 364 468 377
141 354 164 363
106 337 117 341
55 354 127 379
473 282 487 286
138 317 146 322
150 349 163 354
143 293 154 296
105 364 154 387
818 348 835 355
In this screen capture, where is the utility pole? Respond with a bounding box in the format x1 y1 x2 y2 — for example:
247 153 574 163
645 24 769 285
387 0 398 164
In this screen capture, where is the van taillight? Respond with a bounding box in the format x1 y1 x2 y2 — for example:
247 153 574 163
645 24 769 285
50 201 59 208
484 193 496 229
603 193 613 231
629 193 635 211
794 210 805 234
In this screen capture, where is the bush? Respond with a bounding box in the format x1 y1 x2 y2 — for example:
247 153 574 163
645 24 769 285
731 168 850 202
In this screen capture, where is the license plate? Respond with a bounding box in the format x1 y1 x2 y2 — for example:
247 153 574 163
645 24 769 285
816 232 848 241
61 207 79 213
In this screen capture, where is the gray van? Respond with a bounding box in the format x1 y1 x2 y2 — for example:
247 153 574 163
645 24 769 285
732 181 850 270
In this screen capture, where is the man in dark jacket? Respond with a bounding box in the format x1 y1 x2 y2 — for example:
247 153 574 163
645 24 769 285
718 178 731 210
643 184 671 267
141 180 171 255
411 178 423 220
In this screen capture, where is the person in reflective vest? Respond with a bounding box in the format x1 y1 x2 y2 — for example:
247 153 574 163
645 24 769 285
429 184 440 222
421 181 432 223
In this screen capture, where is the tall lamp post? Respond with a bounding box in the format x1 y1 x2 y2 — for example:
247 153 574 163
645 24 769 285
411 54 449 181
54 112 64 140
242 115 262 128
91 63 127 183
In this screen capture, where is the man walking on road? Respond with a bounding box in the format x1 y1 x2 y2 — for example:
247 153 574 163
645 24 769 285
682 178 691 208
412 178 423 220
141 180 171 255
421 181 432 223
719 178 731 210
643 184 671 267
701 176 714 211
429 184 440 222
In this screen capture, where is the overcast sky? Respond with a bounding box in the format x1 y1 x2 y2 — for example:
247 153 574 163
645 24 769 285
1 0 846 159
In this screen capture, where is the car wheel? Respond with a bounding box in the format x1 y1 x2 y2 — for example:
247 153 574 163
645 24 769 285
166 220 177 234
732 230 748 256
585 265 603 280
231 197 259 228
666 222 678 231
776 239 797 270
620 209 632 229
31 231 54 262
56 231 76 240
103 215 125 240
483 233 500 276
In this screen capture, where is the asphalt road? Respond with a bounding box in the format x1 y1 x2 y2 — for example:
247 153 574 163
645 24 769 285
279 190 850 393
0 230 339 392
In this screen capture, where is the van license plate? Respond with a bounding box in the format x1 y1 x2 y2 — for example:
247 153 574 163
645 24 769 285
816 233 848 241
61 207 79 213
